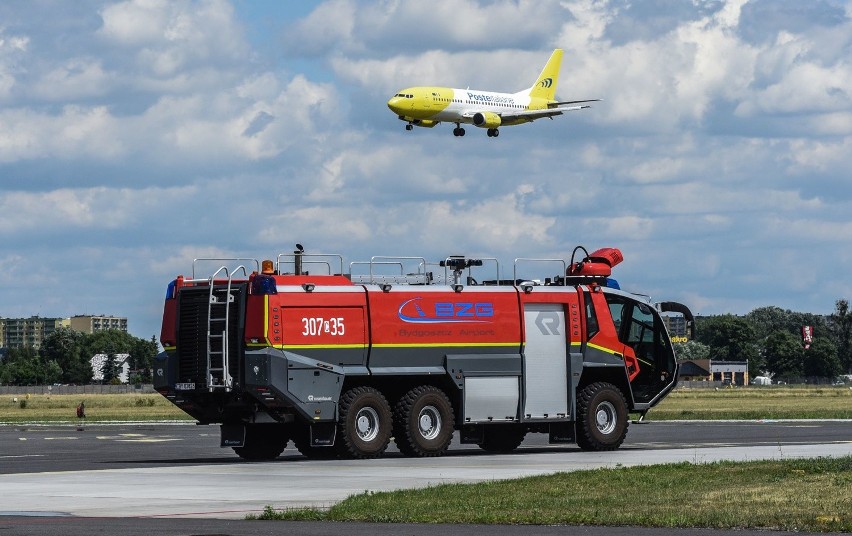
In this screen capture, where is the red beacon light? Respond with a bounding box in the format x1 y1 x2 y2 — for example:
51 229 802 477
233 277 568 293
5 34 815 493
567 247 623 284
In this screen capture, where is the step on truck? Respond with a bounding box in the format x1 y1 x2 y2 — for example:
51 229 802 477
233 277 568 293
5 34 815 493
154 245 693 460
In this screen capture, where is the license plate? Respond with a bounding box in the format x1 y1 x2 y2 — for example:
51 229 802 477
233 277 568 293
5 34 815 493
175 383 195 390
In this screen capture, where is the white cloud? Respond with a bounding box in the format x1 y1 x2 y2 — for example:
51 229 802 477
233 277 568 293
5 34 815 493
284 0 565 56
0 105 125 162
0 185 197 234
2 0 852 340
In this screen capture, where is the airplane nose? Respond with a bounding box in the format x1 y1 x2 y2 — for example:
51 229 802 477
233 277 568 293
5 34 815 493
387 96 403 114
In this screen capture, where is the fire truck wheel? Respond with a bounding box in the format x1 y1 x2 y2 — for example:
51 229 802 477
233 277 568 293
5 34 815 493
575 382 629 451
478 425 526 453
232 423 289 461
336 386 393 459
393 385 454 457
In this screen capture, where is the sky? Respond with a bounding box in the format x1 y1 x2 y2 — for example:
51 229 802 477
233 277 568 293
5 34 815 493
1 0 851 342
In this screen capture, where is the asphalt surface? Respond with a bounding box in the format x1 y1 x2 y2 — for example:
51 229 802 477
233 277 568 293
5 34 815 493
3 420 851 474
0 420 850 535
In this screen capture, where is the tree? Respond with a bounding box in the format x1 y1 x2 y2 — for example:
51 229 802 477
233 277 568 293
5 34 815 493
696 315 761 375
804 337 842 379
128 336 159 382
81 330 134 383
764 331 804 379
101 353 120 384
42 327 88 384
1 347 45 385
828 299 852 373
673 340 710 361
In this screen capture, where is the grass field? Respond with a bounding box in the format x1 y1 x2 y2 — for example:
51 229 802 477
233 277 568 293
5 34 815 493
0 393 190 422
252 457 852 532
649 386 852 420
1 386 850 422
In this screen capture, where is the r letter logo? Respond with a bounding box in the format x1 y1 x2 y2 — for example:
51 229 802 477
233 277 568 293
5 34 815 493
534 311 561 335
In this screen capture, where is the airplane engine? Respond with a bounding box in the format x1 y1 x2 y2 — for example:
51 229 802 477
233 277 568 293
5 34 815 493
473 112 502 128
413 119 438 128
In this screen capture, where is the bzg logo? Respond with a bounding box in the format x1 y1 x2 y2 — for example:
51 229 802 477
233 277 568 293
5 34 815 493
399 297 493 324
539 77 553 88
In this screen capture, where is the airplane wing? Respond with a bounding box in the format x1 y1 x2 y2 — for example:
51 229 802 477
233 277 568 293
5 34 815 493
499 104 592 122
547 99 601 108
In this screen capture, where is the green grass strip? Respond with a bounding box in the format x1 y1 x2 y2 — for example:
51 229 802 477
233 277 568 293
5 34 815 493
252 457 852 532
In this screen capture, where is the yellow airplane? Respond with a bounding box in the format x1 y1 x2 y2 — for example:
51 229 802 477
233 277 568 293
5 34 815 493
386 49 598 138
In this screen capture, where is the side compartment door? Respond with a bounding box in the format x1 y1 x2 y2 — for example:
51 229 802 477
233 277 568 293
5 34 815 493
522 303 568 419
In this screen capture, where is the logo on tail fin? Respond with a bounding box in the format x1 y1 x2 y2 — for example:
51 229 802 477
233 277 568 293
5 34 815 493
539 78 553 88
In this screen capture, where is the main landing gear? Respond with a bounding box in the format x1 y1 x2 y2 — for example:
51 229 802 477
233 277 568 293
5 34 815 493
486 128 500 137
452 124 466 137
405 123 413 131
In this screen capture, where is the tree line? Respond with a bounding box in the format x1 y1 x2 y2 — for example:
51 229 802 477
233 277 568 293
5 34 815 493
3 299 851 386
675 300 852 382
0 328 158 386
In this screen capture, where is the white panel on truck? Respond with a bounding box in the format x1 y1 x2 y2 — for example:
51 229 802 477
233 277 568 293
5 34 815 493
523 303 568 419
464 376 520 422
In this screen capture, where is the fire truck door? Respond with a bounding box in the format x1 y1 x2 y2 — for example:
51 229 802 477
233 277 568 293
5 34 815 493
522 303 568 419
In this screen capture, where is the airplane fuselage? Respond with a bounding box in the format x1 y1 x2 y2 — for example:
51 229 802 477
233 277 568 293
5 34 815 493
388 87 547 127
386 49 597 137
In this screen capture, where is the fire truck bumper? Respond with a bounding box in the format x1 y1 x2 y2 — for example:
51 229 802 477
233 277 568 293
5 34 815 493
244 348 344 423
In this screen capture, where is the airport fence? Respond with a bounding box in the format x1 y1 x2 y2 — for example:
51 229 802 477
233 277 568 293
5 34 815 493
0 384 156 395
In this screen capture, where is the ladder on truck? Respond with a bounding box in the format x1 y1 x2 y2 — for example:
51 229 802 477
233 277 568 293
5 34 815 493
205 265 248 391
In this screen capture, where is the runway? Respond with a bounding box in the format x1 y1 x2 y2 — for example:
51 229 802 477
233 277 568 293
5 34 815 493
1 420 850 519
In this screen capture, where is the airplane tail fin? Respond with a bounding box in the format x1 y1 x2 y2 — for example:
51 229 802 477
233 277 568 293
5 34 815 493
526 49 563 101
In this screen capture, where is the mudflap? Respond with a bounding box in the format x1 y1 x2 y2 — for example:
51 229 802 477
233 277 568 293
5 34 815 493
308 422 337 447
460 425 485 445
221 423 246 448
548 422 574 444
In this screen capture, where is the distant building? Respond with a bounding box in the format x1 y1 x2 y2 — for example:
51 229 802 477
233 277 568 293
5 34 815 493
0 315 128 351
663 315 690 340
69 315 128 334
90 353 130 383
0 316 63 351
679 359 749 386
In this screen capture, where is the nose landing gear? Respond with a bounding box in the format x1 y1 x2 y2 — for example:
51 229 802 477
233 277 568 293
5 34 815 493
452 124 466 137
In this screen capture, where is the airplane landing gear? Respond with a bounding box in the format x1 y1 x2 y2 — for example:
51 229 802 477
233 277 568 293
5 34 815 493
486 128 500 137
405 123 413 131
452 126 466 137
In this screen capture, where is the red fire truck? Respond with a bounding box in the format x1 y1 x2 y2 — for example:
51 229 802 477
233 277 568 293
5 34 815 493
154 245 693 460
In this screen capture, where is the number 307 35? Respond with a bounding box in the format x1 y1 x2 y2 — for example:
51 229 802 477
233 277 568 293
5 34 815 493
301 317 345 336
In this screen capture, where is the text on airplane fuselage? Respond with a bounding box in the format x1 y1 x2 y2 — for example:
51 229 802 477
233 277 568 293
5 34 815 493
466 92 516 105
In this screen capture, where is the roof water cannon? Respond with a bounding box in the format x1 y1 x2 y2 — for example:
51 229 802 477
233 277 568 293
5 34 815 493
567 247 624 278
440 256 483 285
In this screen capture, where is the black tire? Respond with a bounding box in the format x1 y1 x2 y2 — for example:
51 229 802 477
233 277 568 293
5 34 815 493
478 425 525 453
393 385 455 457
292 424 338 460
575 382 629 451
336 386 392 459
232 423 289 461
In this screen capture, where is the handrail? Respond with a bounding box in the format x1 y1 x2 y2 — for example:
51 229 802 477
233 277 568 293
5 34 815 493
277 253 343 275
193 258 259 279
367 256 428 284
513 258 567 286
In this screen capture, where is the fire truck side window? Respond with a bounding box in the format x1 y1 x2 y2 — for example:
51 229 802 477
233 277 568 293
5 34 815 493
584 291 599 340
605 295 655 364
